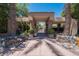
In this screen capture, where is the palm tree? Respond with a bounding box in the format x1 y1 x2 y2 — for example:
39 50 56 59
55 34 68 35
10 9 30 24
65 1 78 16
8 3 17 35
64 3 72 35
16 3 28 17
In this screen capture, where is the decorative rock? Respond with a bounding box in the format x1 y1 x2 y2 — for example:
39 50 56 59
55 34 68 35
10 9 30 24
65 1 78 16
63 43 76 49
0 47 4 53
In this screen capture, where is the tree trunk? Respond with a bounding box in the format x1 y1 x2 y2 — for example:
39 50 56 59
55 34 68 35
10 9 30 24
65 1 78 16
8 3 17 35
64 3 72 35
77 21 79 34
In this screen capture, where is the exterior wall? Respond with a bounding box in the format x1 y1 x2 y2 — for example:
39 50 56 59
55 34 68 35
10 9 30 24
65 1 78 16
16 17 30 22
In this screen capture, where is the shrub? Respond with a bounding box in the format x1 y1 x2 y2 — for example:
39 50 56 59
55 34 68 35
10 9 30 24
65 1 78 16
47 28 55 34
22 30 29 36
17 22 30 33
29 29 35 34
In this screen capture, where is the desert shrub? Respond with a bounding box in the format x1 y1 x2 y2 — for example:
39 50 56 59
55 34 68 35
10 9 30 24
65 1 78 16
29 29 35 34
47 28 55 34
17 22 30 33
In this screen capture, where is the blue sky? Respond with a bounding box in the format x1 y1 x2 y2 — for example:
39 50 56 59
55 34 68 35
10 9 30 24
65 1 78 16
28 3 64 17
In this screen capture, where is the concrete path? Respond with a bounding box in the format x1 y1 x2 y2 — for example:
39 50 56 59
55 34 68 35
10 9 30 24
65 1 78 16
45 39 76 56
10 38 77 56
26 40 56 56
10 40 40 56
2 29 79 56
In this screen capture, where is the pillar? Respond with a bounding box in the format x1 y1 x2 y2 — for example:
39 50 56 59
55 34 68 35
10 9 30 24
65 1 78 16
45 17 52 34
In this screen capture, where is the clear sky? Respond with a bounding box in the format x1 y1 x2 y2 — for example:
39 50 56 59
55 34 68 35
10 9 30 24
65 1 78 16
28 3 64 17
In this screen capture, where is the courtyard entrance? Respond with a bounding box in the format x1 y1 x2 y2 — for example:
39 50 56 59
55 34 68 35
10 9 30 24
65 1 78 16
29 12 53 37
37 21 46 33
36 21 47 38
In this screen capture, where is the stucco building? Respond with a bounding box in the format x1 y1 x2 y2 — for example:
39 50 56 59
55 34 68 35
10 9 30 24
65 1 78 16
9 12 77 35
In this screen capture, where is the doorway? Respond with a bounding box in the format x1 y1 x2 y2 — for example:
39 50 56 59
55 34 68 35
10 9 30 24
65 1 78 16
37 21 46 33
36 21 47 37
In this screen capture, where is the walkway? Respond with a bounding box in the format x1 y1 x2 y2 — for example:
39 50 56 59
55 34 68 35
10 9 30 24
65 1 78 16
8 30 78 56
10 37 77 56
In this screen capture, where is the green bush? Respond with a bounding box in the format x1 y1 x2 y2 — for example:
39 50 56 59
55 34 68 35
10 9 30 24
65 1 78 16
17 22 30 33
47 28 55 34
22 30 29 36
29 29 35 34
